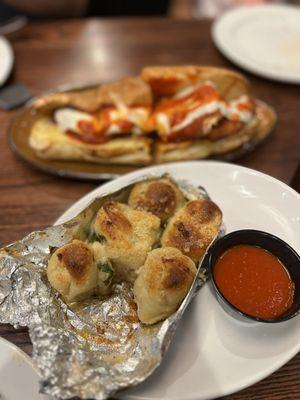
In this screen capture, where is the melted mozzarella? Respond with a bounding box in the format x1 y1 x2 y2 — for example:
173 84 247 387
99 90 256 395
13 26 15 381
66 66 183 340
55 104 149 137
125 108 149 126
172 101 225 133
109 94 149 128
174 81 216 100
106 123 122 135
156 95 253 136
54 108 94 135
156 113 171 134
132 126 143 135
224 95 253 123
105 107 149 136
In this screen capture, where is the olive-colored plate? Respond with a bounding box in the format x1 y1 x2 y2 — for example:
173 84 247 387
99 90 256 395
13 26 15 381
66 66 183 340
8 84 276 182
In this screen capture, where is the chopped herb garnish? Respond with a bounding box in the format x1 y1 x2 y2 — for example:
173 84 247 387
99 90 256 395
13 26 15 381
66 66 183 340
87 232 107 243
104 276 113 286
97 234 106 243
87 232 99 243
98 262 111 273
49 246 59 255
97 262 114 286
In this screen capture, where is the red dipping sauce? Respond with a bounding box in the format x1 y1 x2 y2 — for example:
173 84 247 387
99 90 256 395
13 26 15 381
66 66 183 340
214 245 295 319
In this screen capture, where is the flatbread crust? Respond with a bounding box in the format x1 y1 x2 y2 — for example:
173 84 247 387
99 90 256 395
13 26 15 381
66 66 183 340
154 100 276 163
33 77 152 113
29 118 152 165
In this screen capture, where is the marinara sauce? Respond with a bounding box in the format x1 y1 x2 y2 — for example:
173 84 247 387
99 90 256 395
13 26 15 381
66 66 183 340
213 245 294 319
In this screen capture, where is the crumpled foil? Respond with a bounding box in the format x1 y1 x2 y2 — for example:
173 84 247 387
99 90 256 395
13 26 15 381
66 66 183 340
0 174 224 400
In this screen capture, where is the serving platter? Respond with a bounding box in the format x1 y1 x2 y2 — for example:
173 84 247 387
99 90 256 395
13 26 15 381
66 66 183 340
8 83 274 181
56 161 300 400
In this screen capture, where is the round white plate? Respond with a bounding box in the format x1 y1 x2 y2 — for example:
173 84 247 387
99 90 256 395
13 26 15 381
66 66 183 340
0 337 51 400
56 161 300 400
0 36 13 86
212 5 300 83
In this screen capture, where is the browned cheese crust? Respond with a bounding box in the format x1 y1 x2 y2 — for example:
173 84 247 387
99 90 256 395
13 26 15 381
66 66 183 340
47 240 98 302
57 241 93 282
146 249 195 292
93 201 161 282
133 247 197 324
96 201 133 240
128 178 186 222
161 199 222 262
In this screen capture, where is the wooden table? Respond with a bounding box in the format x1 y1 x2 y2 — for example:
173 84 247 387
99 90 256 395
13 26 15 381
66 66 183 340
0 18 299 400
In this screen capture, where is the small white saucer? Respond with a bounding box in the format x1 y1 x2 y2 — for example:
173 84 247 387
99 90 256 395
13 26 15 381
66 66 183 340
0 36 13 86
212 5 300 83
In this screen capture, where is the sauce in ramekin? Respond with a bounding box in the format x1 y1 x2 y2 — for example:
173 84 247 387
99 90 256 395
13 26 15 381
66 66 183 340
213 245 295 319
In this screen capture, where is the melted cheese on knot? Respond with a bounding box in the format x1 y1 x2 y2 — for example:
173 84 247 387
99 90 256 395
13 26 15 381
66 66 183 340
128 178 186 222
93 201 161 282
161 199 222 262
133 247 197 324
47 240 98 302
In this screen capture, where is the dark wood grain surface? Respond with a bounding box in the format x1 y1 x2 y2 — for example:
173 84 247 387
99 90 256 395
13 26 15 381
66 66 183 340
0 18 299 400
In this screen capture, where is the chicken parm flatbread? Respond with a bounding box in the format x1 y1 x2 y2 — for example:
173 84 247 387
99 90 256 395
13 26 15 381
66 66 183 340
29 66 276 165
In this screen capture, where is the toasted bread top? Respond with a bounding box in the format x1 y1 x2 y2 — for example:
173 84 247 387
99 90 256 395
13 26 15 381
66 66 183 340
141 65 250 101
33 77 153 113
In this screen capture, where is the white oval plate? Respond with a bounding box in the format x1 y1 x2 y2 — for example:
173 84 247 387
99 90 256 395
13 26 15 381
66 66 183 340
212 5 300 83
0 36 13 86
0 337 51 400
56 161 300 400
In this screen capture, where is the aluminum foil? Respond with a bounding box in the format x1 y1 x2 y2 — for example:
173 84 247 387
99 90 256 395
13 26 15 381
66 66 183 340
0 174 224 400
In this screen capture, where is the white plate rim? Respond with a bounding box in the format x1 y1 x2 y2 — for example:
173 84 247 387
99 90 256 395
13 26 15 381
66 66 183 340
0 35 14 86
55 160 300 400
55 160 300 225
0 336 35 368
212 4 300 83
0 337 53 399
